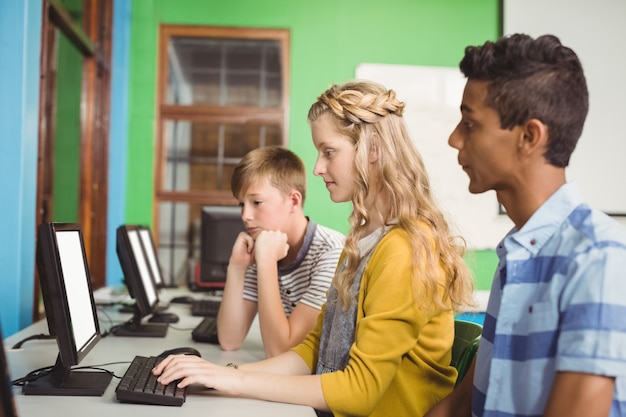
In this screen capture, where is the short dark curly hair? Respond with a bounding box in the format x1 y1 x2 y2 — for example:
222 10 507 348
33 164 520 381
460 34 588 167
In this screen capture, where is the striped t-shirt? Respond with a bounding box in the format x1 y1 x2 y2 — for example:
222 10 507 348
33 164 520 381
473 182 626 417
243 220 344 315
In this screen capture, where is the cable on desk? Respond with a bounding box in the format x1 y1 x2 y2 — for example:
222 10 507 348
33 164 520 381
10 333 55 349
69 365 118 379
166 324 196 331
100 315 146 338
96 305 116 327
11 365 54 386
12 362 124 387
101 321 128 338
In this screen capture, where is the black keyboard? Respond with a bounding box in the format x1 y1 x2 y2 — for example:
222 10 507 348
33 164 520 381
116 355 187 406
191 298 221 317
192 316 219 344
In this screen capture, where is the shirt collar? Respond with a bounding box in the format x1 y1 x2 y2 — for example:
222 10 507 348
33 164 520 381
278 218 316 274
504 181 584 255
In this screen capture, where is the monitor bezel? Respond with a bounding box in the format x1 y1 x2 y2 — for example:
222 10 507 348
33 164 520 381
36 222 101 366
26 222 112 396
115 224 160 318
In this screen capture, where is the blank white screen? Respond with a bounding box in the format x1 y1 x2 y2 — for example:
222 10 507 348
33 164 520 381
138 228 162 286
55 230 97 350
128 230 158 306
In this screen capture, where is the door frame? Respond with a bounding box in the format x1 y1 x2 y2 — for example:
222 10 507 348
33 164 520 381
34 0 112 320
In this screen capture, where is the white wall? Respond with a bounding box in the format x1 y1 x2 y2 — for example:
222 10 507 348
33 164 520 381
356 64 513 250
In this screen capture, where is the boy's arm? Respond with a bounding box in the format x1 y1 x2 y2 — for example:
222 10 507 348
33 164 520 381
424 360 475 417
216 264 257 350
217 234 257 351
543 372 615 417
255 231 332 358
255 239 321 357
258 294 321 358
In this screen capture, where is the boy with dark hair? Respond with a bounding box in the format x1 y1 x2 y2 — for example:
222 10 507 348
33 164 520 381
426 33 626 417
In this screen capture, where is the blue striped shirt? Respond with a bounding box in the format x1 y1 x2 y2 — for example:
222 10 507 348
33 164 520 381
473 182 626 417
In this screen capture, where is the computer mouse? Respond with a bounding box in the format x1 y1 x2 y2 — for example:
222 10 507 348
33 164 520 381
148 312 180 323
157 346 202 359
169 296 195 304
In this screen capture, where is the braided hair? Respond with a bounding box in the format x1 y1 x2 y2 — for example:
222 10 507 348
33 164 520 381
308 80 474 311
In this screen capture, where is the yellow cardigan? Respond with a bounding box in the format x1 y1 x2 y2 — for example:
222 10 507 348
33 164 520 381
291 226 456 417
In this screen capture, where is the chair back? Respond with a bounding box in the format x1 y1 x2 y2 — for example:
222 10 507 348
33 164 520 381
451 319 482 386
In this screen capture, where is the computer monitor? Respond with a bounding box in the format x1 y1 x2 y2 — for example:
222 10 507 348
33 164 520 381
1 325 18 417
114 225 167 337
23 223 112 396
197 205 245 290
137 225 165 288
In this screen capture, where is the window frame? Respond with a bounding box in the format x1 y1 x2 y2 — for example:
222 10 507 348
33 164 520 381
155 25 290 206
153 25 290 283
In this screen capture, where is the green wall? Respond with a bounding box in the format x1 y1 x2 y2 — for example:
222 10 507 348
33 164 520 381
52 0 83 222
53 34 82 222
464 249 498 291
126 0 500 289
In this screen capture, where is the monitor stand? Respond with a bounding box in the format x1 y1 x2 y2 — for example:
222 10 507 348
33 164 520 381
118 301 168 314
22 356 112 396
113 321 168 337
112 309 168 337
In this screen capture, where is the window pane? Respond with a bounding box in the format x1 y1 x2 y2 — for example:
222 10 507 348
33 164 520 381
167 37 282 107
158 201 203 286
162 120 283 192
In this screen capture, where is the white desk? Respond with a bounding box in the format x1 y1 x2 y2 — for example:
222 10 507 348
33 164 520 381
4 288 315 417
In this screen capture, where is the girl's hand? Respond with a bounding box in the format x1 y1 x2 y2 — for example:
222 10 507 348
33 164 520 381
152 354 242 394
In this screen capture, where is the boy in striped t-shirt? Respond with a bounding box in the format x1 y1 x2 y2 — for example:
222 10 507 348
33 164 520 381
216 146 344 358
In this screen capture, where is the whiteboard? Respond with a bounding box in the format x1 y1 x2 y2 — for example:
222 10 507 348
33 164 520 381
504 0 626 215
356 64 513 249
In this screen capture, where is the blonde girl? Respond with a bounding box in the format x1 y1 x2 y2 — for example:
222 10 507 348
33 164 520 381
153 80 475 417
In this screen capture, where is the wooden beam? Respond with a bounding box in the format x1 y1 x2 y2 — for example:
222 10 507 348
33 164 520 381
48 0 95 57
